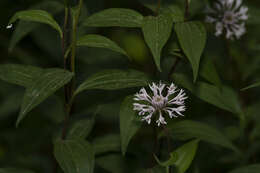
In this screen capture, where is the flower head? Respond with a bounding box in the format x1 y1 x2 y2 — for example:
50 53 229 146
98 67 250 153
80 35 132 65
133 82 187 126
205 0 248 39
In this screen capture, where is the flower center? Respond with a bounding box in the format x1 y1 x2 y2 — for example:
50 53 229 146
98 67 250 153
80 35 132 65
152 95 165 109
223 11 235 24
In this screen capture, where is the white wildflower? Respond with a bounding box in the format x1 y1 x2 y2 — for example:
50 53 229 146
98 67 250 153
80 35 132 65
133 82 187 126
205 0 248 40
6 24 13 29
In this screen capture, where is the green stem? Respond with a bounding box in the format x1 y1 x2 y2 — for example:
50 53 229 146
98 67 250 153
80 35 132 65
70 0 83 74
156 0 161 15
61 0 83 140
185 0 189 20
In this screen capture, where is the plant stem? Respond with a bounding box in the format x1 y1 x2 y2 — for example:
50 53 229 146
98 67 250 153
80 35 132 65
156 0 161 15
168 57 180 80
61 0 83 140
163 125 172 173
185 0 190 20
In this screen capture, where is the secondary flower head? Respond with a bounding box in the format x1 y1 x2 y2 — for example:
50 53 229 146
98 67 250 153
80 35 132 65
133 82 187 126
205 0 248 39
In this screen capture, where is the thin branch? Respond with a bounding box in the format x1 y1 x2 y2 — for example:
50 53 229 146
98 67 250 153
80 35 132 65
185 0 190 20
156 0 161 15
168 58 180 80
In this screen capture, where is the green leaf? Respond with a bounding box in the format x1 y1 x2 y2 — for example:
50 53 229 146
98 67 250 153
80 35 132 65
162 5 184 22
175 21 207 82
54 139 95 173
74 69 150 96
241 81 260 91
0 64 43 88
0 168 34 173
77 34 128 57
142 13 173 71
154 152 178 167
174 139 199 173
96 154 127 173
67 118 95 140
8 10 62 38
83 8 144 28
17 68 73 126
200 58 221 88
120 96 142 155
172 73 243 115
9 1 64 51
93 134 121 155
166 120 238 152
229 164 260 173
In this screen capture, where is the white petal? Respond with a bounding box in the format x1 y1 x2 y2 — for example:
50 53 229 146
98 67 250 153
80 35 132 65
6 24 12 29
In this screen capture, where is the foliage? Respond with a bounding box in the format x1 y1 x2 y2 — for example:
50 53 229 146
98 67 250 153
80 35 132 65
0 0 260 173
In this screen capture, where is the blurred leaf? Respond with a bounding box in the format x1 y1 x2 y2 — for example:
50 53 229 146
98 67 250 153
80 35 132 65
0 168 34 173
0 64 43 88
174 139 199 173
154 152 178 167
9 1 64 51
0 91 23 119
8 10 62 38
120 96 142 155
172 73 243 116
241 81 260 91
165 120 238 152
199 58 221 87
145 166 165 173
54 139 95 173
17 68 73 126
162 5 184 22
142 13 173 71
77 34 128 57
175 21 207 82
83 8 143 27
74 69 150 96
229 164 260 173
67 118 95 140
93 134 121 155
96 154 127 173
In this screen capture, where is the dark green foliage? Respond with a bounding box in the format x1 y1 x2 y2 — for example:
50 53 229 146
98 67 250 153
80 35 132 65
1 0 260 173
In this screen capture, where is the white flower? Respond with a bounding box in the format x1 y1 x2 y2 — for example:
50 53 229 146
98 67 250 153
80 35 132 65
133 82 187 126
6 24 13 29
205 0 248 39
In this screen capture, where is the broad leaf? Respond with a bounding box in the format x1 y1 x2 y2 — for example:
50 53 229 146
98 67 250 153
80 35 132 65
77 34 128 57
8 10 62 38
175 22 207 82
54 139 95 173
163 5 184 22
0 168 34 173
17 68 73 126
165 120 238 152
93 134 121 155
9 1 64 51
142 13 173 71
172 73 243 116
229 164 260 173
74 69 150 96
174 140 199 173
154 152 178 167
96 154 127 173
120 96 142 155
0 64 43 88
67 118 95 140
241 81 260 91
83 8 143 27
